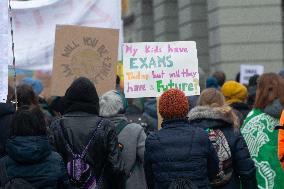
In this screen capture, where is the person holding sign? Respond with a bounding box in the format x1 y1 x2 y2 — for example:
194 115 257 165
144 89 218 189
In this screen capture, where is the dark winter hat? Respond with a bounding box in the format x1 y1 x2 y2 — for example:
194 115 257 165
49 96 65 115
159 89 189 119
206 76 220 89
65 77 99 103
248 74 259 87
64 77 99 114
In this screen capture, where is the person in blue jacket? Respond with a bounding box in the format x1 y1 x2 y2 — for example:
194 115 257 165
144 89 219 189
0 105 72 189
188 88 257 189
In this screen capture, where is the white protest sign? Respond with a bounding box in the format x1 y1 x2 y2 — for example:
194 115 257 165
240 64 264 85
0 64 8 102
0 0 8 102
123 41 200 98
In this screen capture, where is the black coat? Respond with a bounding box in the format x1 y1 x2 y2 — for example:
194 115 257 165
49 112 125 189
0 103 15 158
144 119 219 189
188 106 257 189
230 102 250 125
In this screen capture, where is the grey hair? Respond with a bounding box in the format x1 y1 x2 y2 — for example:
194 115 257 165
99 90 124 117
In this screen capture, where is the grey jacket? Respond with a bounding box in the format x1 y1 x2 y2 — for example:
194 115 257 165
110 116 148 189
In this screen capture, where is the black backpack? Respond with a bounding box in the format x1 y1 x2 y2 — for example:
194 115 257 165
0 158 35 189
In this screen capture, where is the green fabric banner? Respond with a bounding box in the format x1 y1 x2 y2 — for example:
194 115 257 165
241 109 284 189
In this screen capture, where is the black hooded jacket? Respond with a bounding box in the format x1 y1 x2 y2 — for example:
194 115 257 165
230 102 251 124
49 77 125 189
188 106 257 189
0 103 15 157
50 113 125 189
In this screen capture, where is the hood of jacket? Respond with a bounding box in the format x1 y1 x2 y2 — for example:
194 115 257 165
230 102 250 111
0 103 15 117
108 114 128 126
263 99 284 119
6 136 51 164
188 106 233 128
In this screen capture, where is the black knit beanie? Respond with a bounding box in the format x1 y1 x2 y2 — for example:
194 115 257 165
64 77 99 114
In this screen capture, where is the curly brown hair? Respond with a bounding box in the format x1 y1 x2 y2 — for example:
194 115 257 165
254 73 284 109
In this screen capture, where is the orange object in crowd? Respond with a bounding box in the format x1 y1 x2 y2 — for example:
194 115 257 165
278 110 284 169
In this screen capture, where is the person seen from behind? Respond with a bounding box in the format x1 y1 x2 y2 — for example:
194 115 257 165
212 71 226 87
0 86 15 158
21 77 53 121
100 90 147 189
221 81 250 124
0 105 72 189
49 77 125 189
247 74 259 109
241 73 284 189
188 88 257 189
12 84 52 125
144 89 219 189
206 76 220 89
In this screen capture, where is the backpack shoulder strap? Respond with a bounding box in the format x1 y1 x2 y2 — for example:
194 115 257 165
58 117 103 158
81 117 104 158
58 118 75 156
115 119 129 136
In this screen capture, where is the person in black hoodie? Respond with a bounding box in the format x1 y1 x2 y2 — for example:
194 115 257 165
247 74 259 109
188 88 257 189
144 89 219 189
49 77 125 189
0 105 72 188
0 86 15 158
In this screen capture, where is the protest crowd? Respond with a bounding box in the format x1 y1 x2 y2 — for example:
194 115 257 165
2 0 284 188
0 69 283 189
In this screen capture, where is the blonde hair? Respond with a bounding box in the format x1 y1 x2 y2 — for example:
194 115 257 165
197 88 240 128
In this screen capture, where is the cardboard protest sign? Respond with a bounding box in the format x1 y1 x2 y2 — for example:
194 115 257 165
123 41 200 98
51 25 119 96
240 64 264 85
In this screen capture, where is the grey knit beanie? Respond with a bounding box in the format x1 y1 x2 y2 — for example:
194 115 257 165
99 90 124 117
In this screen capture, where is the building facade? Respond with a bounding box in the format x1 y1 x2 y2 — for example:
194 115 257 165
123 0 284 80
